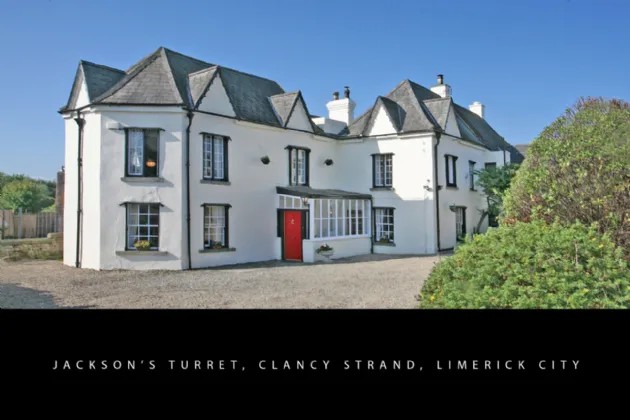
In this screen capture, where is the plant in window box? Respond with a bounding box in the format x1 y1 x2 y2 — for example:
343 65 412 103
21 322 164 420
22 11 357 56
316 243 334 261
211 241 224 249
133 240 152 251
378 234 391 244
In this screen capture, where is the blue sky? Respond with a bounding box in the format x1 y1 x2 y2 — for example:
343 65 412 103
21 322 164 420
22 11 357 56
1 0 629 180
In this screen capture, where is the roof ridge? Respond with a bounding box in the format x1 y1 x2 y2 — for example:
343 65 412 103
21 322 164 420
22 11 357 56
270 91 299 98
159 48 185 104
188 65 219 78
161 47 213 67
218 65 283 87
80 60 126 74
423 97 450 103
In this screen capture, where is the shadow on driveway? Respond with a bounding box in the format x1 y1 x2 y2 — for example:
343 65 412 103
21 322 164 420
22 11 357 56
0 284 94 309
200 251 454 271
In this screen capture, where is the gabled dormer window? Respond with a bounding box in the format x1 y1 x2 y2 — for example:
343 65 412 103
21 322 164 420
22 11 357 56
126 128 160 177
286 146 310 186
445 154 458 188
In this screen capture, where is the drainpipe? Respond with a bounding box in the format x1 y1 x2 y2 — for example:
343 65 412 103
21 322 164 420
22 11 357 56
370 197 374 254
185 110 195 270
74 112 85 268
433 131 442 253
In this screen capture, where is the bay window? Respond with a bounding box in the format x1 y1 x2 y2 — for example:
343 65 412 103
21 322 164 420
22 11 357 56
312 198 371 239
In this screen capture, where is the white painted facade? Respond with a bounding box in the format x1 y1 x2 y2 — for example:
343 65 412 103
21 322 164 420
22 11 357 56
61 66 512 270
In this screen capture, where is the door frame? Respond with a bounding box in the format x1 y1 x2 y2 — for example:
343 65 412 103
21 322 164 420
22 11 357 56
278 208 309 261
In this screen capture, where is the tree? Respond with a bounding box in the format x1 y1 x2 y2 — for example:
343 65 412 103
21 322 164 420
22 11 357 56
0 179 54 213
473 163 520 231
504 97 630 254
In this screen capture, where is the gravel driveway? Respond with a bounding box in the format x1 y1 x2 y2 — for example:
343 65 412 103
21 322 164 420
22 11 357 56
0 253 444 309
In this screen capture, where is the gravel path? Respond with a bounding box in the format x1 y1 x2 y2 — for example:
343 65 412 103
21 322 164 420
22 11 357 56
0 254 445 309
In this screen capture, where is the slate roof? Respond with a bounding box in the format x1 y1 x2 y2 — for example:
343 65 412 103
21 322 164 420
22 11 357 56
60 46 522 161
276 186 371 200
269 92 299 126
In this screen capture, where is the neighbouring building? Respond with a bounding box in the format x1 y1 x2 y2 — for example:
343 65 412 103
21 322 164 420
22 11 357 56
59 47 523 270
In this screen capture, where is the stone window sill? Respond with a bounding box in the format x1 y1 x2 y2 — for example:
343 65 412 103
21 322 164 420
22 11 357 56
373 242 396 247
121 177 164 183
199 248 237 253
200 179 231 185
445 185 459 190
370 187 395 191
116 250 168 256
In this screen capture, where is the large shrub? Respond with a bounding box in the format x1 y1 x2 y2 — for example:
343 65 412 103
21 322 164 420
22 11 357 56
503 97 630 253
419 220 630 309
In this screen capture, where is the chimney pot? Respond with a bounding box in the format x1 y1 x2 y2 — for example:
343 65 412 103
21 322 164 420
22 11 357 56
333 91 339 100
344 86 350 98
437 74 444 85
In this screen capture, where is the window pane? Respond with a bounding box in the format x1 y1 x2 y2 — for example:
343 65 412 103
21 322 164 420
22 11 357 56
203 137 213 178
213 137 224 179
374 155 383 186
204 205 226 247
128 129 144 175
385 155 392 186
127 203 160 249
291 150 297 184
144 130 159 177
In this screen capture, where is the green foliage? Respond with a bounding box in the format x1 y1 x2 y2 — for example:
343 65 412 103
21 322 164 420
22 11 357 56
504 97 630 254
0 179 55 212
419 219 630 309
475 163 520 224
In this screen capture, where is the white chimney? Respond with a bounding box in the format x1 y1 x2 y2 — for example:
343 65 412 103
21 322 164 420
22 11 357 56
326 86 356 126
469 101 485 119
430 74 452 98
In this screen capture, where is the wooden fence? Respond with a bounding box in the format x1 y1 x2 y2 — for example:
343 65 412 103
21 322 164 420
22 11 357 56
0 209 62 240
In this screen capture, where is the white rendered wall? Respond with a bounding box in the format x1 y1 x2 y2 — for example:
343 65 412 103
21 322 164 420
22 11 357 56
303 237 371 263
286 100 313 132
198 74 236 117
336 133 438 255
367 107 397 136
189 113 340 269
98 108 187 270
436 135 490 250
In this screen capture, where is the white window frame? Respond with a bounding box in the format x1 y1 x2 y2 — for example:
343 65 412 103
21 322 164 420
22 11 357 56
469 161 476 190
203 204 230 249
126 128 160 177
288 147 309 186
445 155 457 187
373 154 393 187
126 203 160 250
312 198 371 240
374 208 394 243
203 134 227 181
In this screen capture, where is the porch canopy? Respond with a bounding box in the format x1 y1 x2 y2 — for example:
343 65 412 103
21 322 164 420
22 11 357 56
276 185 371 200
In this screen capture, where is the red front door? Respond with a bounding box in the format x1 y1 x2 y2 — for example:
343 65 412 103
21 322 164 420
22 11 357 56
284 211 303 261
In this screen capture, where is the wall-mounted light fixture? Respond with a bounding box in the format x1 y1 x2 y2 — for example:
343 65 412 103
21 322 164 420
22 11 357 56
324 159 334 166
449 204 458 212
301 196 310 206
260 155 270 165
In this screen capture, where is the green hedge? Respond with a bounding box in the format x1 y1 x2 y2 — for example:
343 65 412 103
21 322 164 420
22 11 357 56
419 220 630 309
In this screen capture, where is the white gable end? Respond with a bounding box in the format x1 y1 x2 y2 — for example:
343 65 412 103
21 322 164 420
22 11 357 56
286 100 313 132
198 74 236 117
444 106 461 138
367 107 396 136
75 78 90 109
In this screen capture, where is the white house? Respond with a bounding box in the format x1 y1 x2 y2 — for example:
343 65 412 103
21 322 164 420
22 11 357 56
59 47 523 270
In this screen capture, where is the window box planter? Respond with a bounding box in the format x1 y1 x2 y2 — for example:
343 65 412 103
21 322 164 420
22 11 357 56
316 244 334 262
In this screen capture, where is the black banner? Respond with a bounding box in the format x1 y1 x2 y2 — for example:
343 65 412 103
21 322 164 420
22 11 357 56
1 309 626 383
